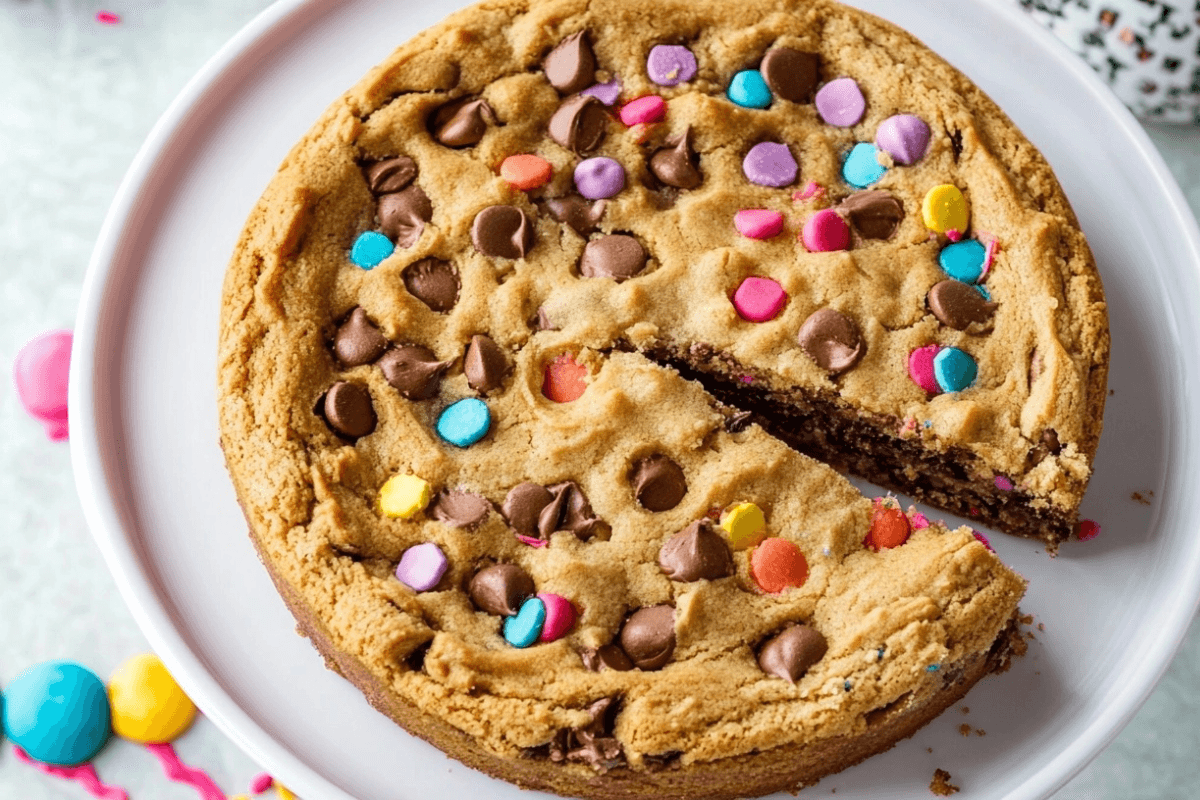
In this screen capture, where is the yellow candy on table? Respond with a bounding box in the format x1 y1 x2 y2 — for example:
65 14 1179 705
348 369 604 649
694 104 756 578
276 785 298 800
921 184 969 235
379 473 432 518
720 502 767 549
107 653 197 744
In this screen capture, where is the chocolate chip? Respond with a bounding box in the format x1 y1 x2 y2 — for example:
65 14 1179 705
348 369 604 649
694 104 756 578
630 454 687 511
545 195 606 236
836 190 904 240
377 345 452 400
760 48 821 103
333 307 388 367
757 624 827 683
430 97 497 147
502 482 555 536
469 563 535 616
464 334 510 392
619 606 675 670
658 519 734 582
725 410 754 433
402 258 460 312
429 489 491 528
364 156 417 194
927 280 997 330
582 644 635 672
547 697 625 773
797 308 865 375
378 186 432 248
649 127 701 189
1043 428 1061 455
538 481 604 540
533 306 560 331
579 234 646 282
543 31 596 95
471 205 536 259
548 95 607 153
323 381 376 438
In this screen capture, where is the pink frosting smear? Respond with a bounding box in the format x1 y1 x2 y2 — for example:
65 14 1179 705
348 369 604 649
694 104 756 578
145 742 225 800
14 329 72 440
14 747 128 800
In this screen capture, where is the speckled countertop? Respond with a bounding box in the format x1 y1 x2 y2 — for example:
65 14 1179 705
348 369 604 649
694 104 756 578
1 1 1197 798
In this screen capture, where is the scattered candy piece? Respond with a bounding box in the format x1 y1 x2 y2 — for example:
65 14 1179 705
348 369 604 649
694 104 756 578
733 276 787 322
758 624 827 682
349 231 394 269
631 454 688 511
734 209 784 240
500 154 552 190
379 473 432 519
908 345 942 395
720 502 767 549
865 504 911 550
145 743 224 800
250 774 275 794
750 538 809 593
276 786 298 800
922 184 969 234
504 596 547 647
910 510 931 529
801 208 850 252
1077 519 1100 541
395 542 448 592
842 142 887 189
933 347 977 392
402 258 460 311
543 31 596 95
658 519 734 581
927 280 997 330
542 353 588 402
470 564 535 616
743 142 798 187
973 529 995 551
581 78 621 106
12 748 127 800
107 654 196 744
619 606 676 670
727 70 772 108
815 77 865 126
938 239 987 283
797 308 865 375
436 397 491 446
574 157 626 199
797 181 824 200
3 661 111 765
760 47 821 103
994 475 1014 492
619 95 666 126
874 114 931 165
537 593 578 642
14 329 71 440
96 11 120 24
646 44 697 86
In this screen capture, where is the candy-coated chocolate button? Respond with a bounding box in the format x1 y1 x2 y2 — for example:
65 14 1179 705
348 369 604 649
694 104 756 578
875 114 931 165
646 44 697 86
107 654 196 744
618 95 666 126
395 542 448 592
801 209 850 252
504 597 547 647
743 142 798 187
574 157 626 199
933 347 977 392
937 239 987 283
542 353 588 402
727 70 772 108
865 505 910 551
908 344 942 394
720 502 767 549
733 277 787 322
379 474 432 519
3 661 111 765
734 209 784 239
437 398 491 446
841 142 887 189
500 154 552 190
537 593 577 642
582 78 621 105
14 330 71 440
349 231 394 269
815 77 865 126
922 184 969 234
750 538 809 593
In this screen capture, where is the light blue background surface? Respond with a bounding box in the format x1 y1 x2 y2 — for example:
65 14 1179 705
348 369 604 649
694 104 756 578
1 1 1197 798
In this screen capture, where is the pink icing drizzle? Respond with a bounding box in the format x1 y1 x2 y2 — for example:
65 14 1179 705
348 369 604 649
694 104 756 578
145 742 225 800
250 773 275 793
13 747 128 800
14 329 72 440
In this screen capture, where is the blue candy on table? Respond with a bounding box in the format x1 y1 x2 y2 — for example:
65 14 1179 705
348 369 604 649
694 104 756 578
2 661 111 766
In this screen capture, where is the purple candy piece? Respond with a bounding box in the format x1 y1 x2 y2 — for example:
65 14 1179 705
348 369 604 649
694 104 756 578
581 78 621 106
875 114 931 165
647 44 697 86
815 77 866 127
395 542 448 592
742 142 798 188
574 157 626 199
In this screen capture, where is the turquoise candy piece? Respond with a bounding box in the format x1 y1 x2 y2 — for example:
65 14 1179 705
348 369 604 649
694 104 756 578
727 70 772 109
2 661 111 765
350 231 394 269
842 143 887 189
504 597 547 648
938 239 987 283
933 347 977 393
436 398 491 447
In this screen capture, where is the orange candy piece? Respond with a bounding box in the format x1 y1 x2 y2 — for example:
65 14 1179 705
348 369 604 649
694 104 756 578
500 154 553 190
750 537 809 593
542 353 588 402
866 506 911 551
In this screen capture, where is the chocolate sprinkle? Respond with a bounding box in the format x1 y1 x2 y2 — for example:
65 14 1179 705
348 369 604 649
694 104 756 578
377 345 452 400
378 186 432 248
619 606 675 670
402 258 460 312
649 127 701 189
658 519 734 582
927 280 997 330
543 31 596 95
757 624 828 683
429 489 491 528
502 482 555 536
797 308 865 375
760 48 821 103
464 334 511 393
430 97 497 147
364 156 418 195
333 307 388 367
548 95 608 153
469 563 535 616
579 234 646 281
836 190 905 240
538 481 603 540
545 195 606 236
630 454 687 511
323 381 376 439
471 205 536 259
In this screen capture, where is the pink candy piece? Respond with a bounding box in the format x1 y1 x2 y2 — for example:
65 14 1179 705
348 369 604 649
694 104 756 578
908 345 943 394
734 209 784 240
796 181 824 200
910 512 931 530
581 78 621 106
994 475 1014 492
537 593 577 642
516 534 549 548
96 11 120 24
1078 519 1101 541
14 329 72 440
801 209 850 252
618 95 665 126
249 773 275 794
972 530 995 552
733 277 787 322
395 542 448 591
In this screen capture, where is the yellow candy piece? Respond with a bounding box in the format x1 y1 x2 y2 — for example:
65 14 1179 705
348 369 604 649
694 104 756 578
276 786 298 800
379 473 432 519
107 653 197 744
921 184 969 235
720 502 767 549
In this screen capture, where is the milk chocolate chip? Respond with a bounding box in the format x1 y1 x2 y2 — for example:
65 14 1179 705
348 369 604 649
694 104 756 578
402 258 460 312
378 186 432 248
631 454 687 511
364 156 417 194
431 97 497 147
658 519 734 582
927 280 997 330
579 234 646 281
464 334 510 392
543 31 596 95
502 482 555 536
797 308 865 375
619 606 675 670
581 644 635 672
322 381 376 438
471 205 536 259
837 190 904 240
758 624 828 683
548 95 608 153
546 195 606 236
429 489 491 528
333 307 387 367
760 48 821 103
378 345 452 400
649 127 701 190
469 564 535 616
547 697 625 772
539 481 603 540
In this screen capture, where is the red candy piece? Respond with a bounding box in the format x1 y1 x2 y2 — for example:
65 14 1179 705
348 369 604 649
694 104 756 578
1077 519 1100 541
542 353 588 402
750 538 809 593
500 154 553 190
866 506 911 551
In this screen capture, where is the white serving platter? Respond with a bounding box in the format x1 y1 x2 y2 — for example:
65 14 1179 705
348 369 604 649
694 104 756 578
70 0 1200 798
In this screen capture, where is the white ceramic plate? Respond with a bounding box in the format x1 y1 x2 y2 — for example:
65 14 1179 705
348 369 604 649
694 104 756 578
70 0 1200 798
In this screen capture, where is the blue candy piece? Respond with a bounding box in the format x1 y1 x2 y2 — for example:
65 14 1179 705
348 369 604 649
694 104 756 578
504 597 547 648
727 70 772 109
938 239 987 283
436 398 491 447
842 143 887 189
2 661 111 765
350 231 394 269
933 347 977 393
